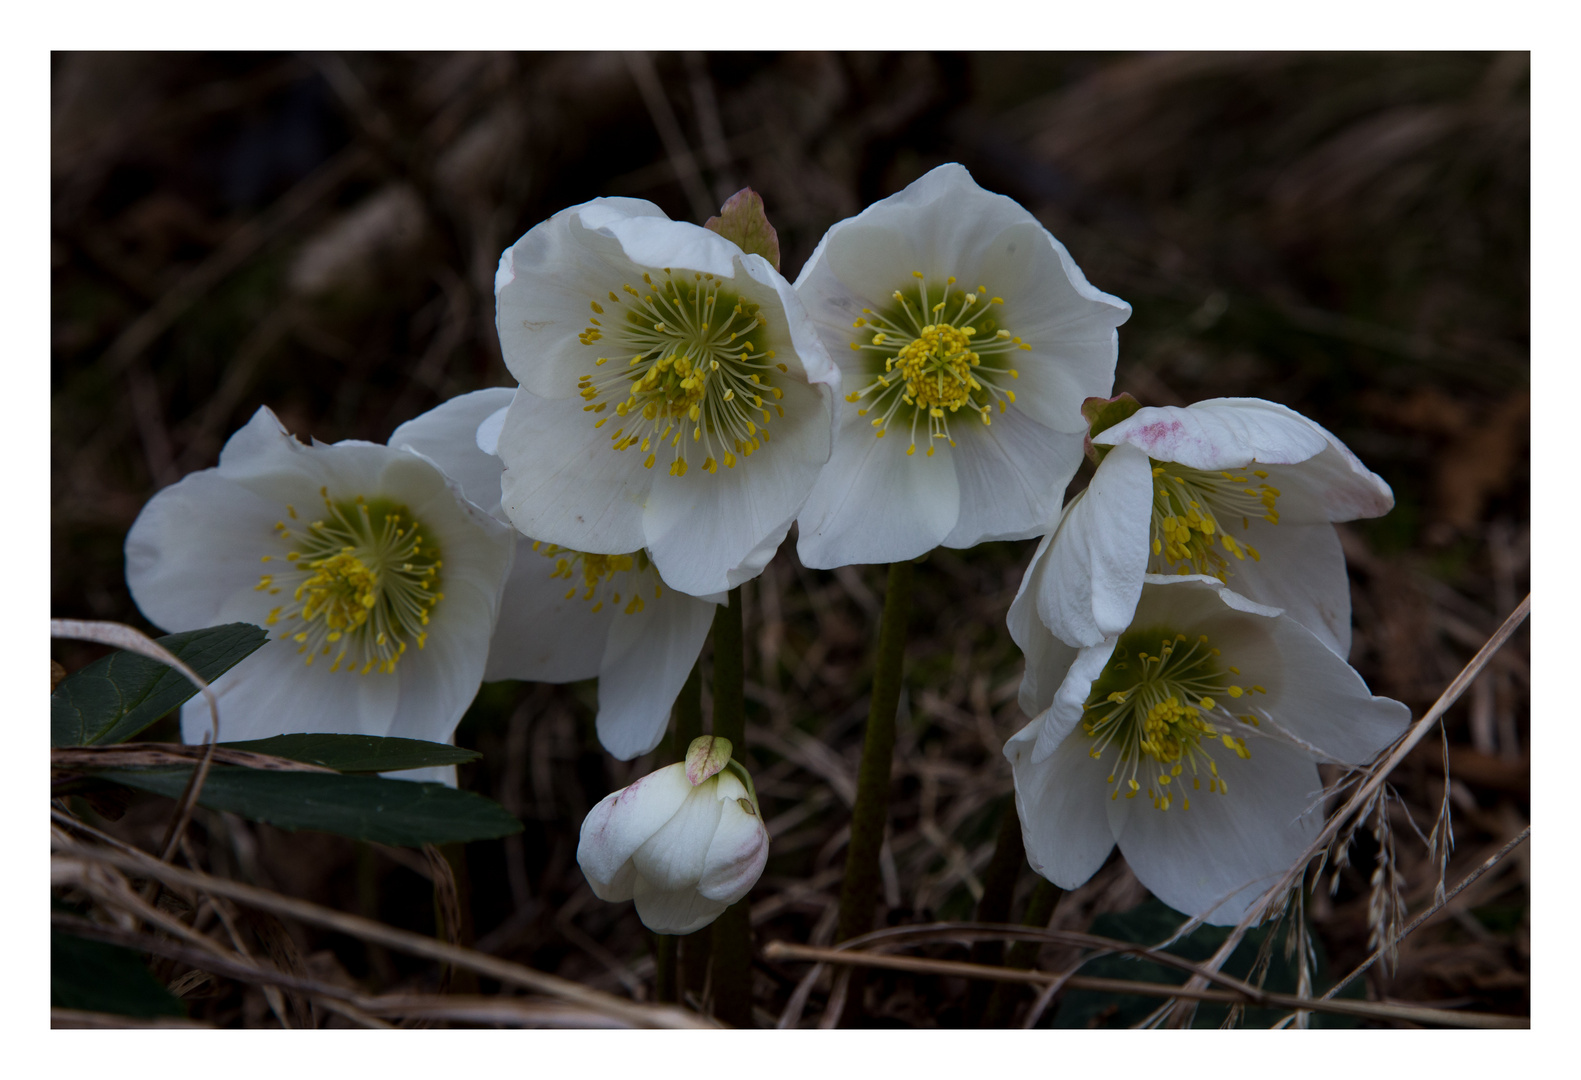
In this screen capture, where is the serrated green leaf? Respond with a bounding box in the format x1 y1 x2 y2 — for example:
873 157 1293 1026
52 929 186 1018
703 188 780 270
51 623 269 748
97 766 522 847
219 733 480 773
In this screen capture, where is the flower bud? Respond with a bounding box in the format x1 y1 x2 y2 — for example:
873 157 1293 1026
577 738 769 935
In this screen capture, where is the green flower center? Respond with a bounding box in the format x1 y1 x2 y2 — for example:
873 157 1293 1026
533 541 664 616
1149 462 1281 582
576 270 786 477
257 489 443 675
844 271 1027 457
1082 625 1267 811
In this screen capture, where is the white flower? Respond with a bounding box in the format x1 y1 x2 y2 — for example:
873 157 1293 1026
578 736 769 935
390 389 720 760
1033 395 1394 657
1005 574 1410 925
124 406 517 776
792 163 1131 568
493 197 839 597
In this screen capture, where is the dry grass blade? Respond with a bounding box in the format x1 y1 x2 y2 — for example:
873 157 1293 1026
52 1009 212 1029
1322 825 1530 1001
761 942 1525 1028
52 744 336 773
1168 593 1530 1020
51 844 716 1029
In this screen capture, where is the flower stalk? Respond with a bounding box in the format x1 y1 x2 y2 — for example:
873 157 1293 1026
654 662 704 1005
835 559 915 944
980 877 1063 1026
708 590 752 1025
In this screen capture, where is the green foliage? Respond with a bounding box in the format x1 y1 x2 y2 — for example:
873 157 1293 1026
220 733 479 773
51 623 268 747
1050 897 1360 1029
52 929 186 1018
97 766 522 847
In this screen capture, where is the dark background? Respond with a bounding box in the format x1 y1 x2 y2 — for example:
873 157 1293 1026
51 52 1529 1026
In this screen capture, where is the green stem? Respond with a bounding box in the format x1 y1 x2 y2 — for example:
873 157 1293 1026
657 664 702 1006
835 560 914 944
708 589 752 1026
981 876 1063 1026
966 795 1025 1021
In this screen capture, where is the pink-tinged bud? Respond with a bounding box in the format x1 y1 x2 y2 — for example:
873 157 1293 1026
576 758 768 935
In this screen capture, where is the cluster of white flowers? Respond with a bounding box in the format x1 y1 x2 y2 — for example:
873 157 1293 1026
124 162 1408 934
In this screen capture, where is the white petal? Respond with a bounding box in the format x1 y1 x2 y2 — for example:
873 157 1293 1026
481 539 615 683
388 388 516 517
496 387 649 556
1031 636 1119 765
1097 399 1393 524
595 587 718 760
1111 737 1322 925
641 420 821 596
1232 608 1411 765
384 765 458 787
495 199 671 400
577 763 691 892
795 409 959 569
1214 521 1352 658
1034 443 1153 647
476 403 509 456
631 873 729 936
125 468 283 633
633 782 724 892
696 794 770 903
178 639 400 744
1095 398 1329 471
1005 719 1118 890
1006 532 1079 719
941 406 1082 548
1131 577 1408 765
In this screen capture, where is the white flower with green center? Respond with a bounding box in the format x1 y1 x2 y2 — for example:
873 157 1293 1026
1032 395 1394 657
1005 575 1409 924
125 406 516 774
493 198 838 597
792 163 1131 568
578 736 768 935
391 389 720 760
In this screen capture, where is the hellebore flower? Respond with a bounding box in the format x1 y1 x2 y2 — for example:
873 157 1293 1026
793 163 1131 568
578 736 769 935
125 406 517 772
493 197 839 598
390 388 718 760
1031 395 1394 657
1005 574 1409 925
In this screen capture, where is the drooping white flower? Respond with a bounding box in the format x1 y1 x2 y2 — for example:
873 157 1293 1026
124 406 517 775
1005 574 1410 925
493 197 839 598
1033 395 1394 657
390 388 719 760
792 163 1131 568
578 736 769 935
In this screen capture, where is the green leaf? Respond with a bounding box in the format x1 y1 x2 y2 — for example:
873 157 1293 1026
703 188 780 270
52 929 186 1018
97 766 522 847
219 733 480 773
51 623 269 748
